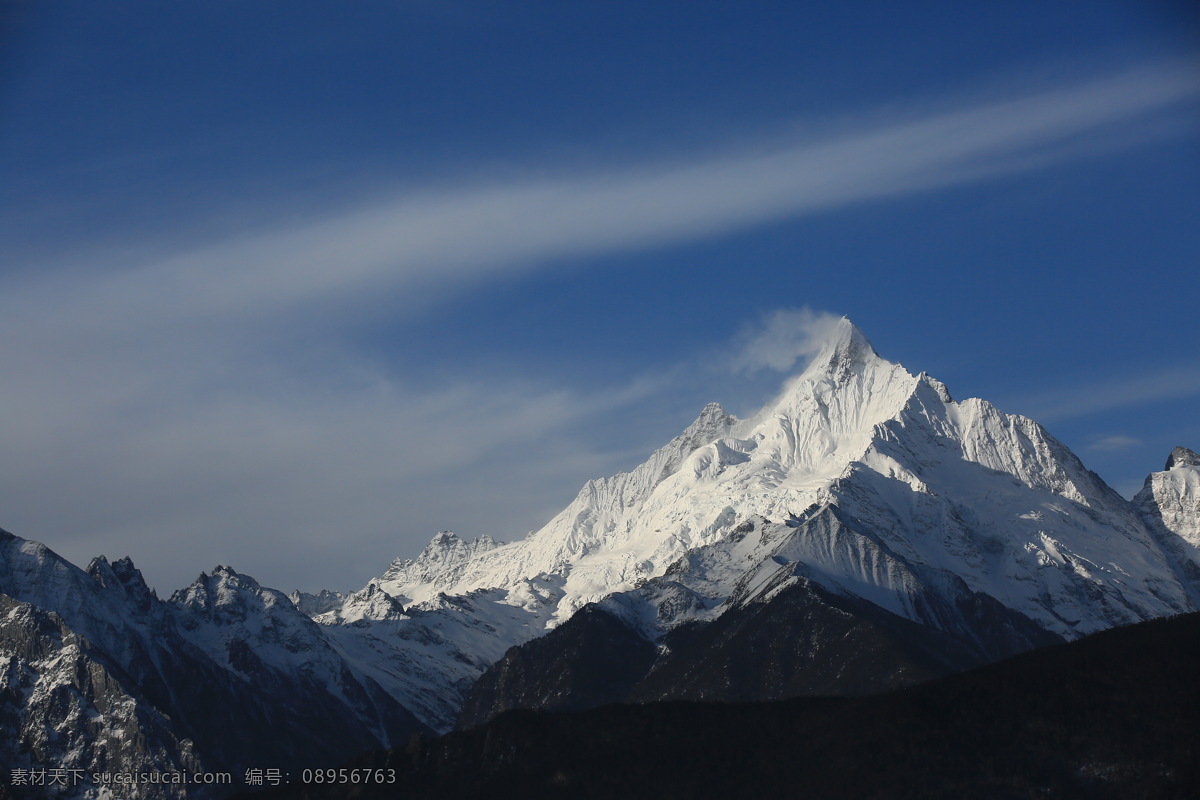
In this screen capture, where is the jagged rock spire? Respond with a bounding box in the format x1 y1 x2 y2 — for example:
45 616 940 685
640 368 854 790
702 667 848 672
1166 446 1200 470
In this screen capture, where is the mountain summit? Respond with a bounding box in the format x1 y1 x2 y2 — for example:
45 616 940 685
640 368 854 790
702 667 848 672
802 314 881 376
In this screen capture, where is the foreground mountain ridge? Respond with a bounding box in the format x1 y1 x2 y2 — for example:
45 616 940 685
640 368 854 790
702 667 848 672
257 611 1200 800
2 318 1198 796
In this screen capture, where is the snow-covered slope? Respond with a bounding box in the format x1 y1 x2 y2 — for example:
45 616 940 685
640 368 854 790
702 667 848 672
169 566 425 749
372 403 738 617
376 531 503 606
319 578 563 731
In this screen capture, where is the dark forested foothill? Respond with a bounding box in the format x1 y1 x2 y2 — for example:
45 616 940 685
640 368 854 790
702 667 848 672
250 612 1200 800
458 573 1063 730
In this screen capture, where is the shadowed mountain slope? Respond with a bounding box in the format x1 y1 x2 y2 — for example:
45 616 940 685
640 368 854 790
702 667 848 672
253 612 1200 800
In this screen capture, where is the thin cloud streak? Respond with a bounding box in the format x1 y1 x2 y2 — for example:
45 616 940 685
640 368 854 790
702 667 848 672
1087 434 1143 453
1014 366 1200 422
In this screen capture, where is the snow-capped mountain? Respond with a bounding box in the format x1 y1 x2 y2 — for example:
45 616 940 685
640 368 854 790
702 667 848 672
349 320 1192 633
2 318 1197 792
316 319 1197 729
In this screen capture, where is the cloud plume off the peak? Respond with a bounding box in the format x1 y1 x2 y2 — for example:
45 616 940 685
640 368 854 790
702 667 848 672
732 308 844 374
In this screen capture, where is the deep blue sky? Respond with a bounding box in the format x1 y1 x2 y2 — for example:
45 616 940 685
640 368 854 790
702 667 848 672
1 1 1198 593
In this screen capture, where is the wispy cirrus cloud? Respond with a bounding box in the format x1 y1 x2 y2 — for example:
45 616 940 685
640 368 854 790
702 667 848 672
1086 434 1144 453
1013 365 1200 423
7 61 1197 337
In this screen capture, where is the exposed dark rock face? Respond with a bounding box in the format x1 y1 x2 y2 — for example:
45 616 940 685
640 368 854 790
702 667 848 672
0 594 205 798
0 528 431 799
629 576 1060 704
458 606 657 728
1166 446 1200 469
